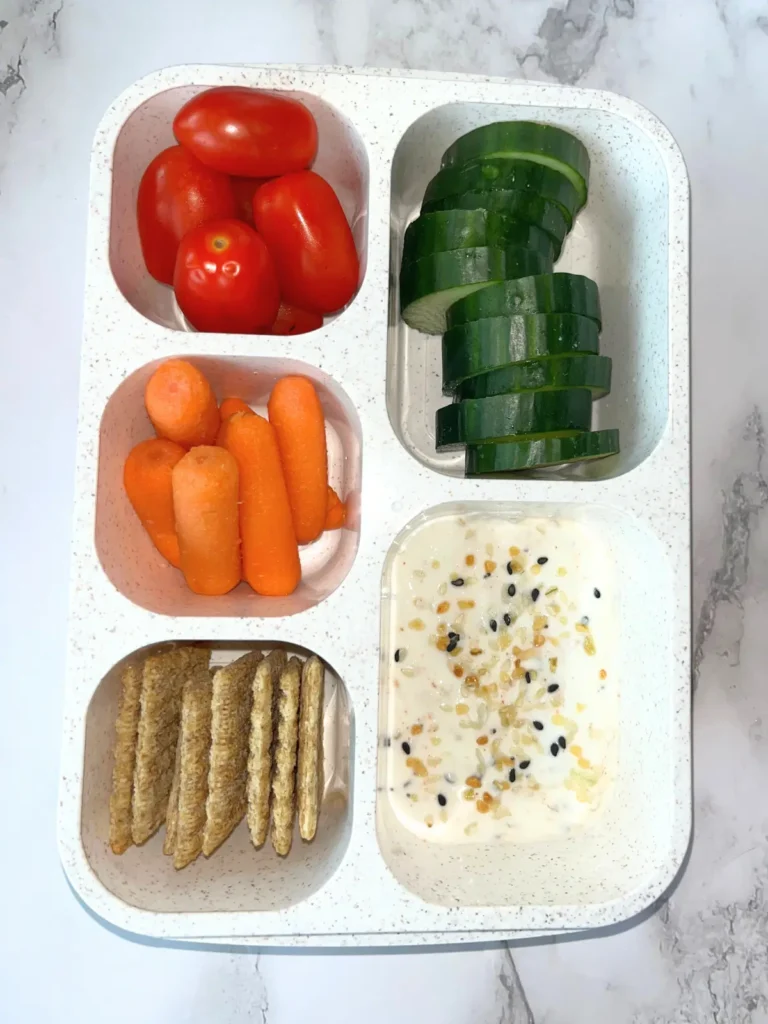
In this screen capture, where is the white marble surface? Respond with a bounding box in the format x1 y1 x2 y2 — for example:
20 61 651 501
0 0 763 1020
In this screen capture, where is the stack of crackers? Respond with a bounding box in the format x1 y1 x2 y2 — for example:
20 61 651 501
108 645 325 868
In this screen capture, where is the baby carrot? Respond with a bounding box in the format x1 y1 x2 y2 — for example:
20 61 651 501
267 376 328 545
222 413 301 596
216 398 254 447
145 359 220 447
171 446 241 596
123 438 186 567
324 486 346 531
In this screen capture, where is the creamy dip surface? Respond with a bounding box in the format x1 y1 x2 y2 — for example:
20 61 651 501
383 513 618 844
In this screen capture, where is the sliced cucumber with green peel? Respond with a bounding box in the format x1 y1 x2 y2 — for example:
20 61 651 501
465 429 620 475
402 210 556 265
421 189 568 253
422 159 581 225
400 246 553 335
441 122 590 207
447 273 602 331
436 389 593 451
454 354 612 401
442 313 600 393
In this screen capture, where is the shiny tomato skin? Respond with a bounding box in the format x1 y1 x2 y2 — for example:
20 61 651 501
253 171 360 315
137 145 236 285
271 302 324 335
174 219 280 334
173 87 318 177
231 176 271 225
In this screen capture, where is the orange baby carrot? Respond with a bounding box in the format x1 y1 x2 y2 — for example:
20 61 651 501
123 438 186 567
222 413 301 596
216 397 254 447
145 359 220 447
324 486 346 531
267 376 328 545
171 446 241 596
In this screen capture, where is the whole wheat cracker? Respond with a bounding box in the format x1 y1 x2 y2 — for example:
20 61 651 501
202 651 261 857
131 646 209 846
297 655 325 842
109 662 142 854
270 656 302 856
163 722 183 856
174 671 214 869
246 649 286 848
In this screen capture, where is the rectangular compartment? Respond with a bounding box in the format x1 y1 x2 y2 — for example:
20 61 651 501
387 101 677 479
377 500 684 908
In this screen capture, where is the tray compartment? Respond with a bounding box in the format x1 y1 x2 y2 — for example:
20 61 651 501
387 101 672 479
95 354 361 617
80 641 353 913
377 500 682 908
109 84 369 331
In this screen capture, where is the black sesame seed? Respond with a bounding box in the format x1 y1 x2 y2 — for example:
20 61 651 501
533 720 544 731
394 648 404 663
437 793 447 807
448 631 460 640
550 742 559 757
531 588 540 602
451 577 465 587
594 588 601 598
508 768 516 783
547 683 559 693
446 639 458 653
558 735 566 749
489 619 498 633
507 583 516 597
525 671 531 684
537 556 549 565
506 561 514 574
401 741 411 755
519 760 530 770
503 613 512 626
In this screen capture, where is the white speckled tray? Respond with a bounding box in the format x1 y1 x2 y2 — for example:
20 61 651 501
57 65 691 945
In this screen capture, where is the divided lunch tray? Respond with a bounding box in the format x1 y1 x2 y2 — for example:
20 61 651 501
57 65 691 946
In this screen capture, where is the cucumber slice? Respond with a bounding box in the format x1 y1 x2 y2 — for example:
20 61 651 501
422 159 581 226
436 390 593 451
441 122 590 207
447 273 602 331
403 210 556 265
421 189 568 254
455 354 612 401
465 430 620 475
400 247 553 335
442 313 600 393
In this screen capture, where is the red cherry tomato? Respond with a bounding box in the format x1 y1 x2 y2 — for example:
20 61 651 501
174 219 280 334
253 171 360 315
230 176 271 225
271 302 324 336
173 87 318 177
137 145 235 285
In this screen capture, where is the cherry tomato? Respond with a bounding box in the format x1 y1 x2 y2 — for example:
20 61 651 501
137 145 235 285
271 302 324 336
174 219 280 334
253 171 360 315
173 87 318 177
230 176 271 225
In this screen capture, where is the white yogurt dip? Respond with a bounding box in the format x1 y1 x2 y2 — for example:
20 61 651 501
383 512 618 844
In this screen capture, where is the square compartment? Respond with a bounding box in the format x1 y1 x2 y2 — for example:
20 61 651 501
109 84 369 331
387 101 679 479
95 355 361 617
81 642 353 913
376 501 688 909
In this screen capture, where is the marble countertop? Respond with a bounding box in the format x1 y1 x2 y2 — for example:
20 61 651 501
1 0 764 1020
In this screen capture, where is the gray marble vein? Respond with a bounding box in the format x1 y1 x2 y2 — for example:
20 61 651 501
497 947 536 1024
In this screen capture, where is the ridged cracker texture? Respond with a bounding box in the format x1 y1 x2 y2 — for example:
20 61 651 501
247 649 286 848
271 656 302 856
297 655 325 842
108 662 142 854
174 670 214 869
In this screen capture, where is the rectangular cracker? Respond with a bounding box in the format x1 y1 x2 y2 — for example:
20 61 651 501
163 721 183 856
174 671 214 869
270 656 302 856
131 646 209 846
297 655 325 842
202 651 261 857
247 649 286 848
109 662 142 854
